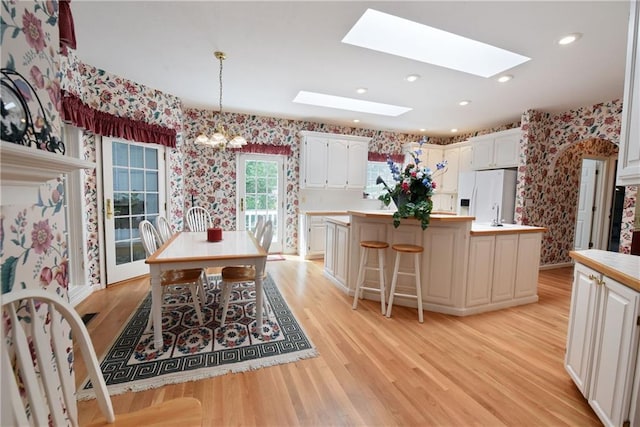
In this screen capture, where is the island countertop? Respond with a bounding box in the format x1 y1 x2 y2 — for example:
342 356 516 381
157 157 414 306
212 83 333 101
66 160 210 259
347 210 474 222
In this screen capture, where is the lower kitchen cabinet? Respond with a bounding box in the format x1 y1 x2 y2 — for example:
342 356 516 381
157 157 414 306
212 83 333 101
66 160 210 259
466 233 536 307
299 214 326 259
324 217 350 290
565 261 640 427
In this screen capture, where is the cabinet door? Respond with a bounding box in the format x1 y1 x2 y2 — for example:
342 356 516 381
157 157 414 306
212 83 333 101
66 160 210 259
334 225 349 285
589 277 640 427
302 137 327 188
327 140 349 188
471 137 494 170
565 263 601 397
493 132 520 168
491 234 518 302
441 147 460 192
426 146 444 168
513 233 542 298
458 145 473 173
308 216 326 255
324 222 336 274
347 140 368 189
617 0 640 186
466 236 494 306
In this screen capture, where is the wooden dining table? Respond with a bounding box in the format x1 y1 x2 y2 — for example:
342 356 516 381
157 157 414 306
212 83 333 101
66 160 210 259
145 230 267 350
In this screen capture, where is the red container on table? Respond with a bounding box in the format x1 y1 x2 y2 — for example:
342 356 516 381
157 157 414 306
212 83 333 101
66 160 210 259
207 228 222 242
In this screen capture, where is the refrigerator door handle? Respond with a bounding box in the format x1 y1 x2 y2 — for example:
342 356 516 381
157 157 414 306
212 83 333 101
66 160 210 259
470 186 478 216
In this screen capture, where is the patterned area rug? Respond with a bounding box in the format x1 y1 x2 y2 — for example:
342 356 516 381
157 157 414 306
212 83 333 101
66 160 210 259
77 274 317 399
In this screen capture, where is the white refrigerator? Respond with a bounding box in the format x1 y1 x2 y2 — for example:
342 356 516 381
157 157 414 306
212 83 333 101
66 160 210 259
457 169 517 224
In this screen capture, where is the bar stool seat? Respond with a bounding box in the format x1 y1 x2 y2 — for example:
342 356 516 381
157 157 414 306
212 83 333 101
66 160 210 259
352 240 389 314
386 243 425 323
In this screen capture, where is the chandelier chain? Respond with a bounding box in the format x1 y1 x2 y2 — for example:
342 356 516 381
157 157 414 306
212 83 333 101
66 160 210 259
218 54 224 114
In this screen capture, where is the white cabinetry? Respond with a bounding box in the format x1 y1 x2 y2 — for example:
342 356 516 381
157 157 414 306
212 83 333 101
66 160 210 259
324 217 350 290
298 214 326 259
466 232 540 308
617 0 640 186
469 128 521 170
299 131 370 190
565 262 640 427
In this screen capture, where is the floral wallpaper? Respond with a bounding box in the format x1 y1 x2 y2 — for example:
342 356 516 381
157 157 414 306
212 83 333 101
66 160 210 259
1 0 68 296
518 99 635 265
1 1 75 422
181 108 427 253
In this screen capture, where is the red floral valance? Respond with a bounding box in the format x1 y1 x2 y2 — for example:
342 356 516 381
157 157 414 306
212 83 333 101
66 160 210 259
239 143 292 156
368 152 404 164
59 0 76 55
62 91 177 148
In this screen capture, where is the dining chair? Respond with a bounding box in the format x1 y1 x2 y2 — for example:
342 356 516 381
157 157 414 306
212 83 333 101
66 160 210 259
253 215 265 239
139 220 207 327
1 288 202 427
186 206 212 232
219 221 273 326
155 215 173 244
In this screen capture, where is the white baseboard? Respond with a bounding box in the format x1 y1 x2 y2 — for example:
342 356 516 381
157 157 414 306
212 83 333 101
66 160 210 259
539 262 574 270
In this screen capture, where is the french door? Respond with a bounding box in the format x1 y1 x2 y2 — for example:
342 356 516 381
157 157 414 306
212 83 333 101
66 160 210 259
102 137 166 284
236 154 284 253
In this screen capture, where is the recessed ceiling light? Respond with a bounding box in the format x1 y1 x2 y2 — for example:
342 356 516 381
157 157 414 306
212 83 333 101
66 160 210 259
353 119 360 123
406 74 420 82
459 100 471 106
419 128 427 132
293 91 412 116
558 33 582 45
356 87 367 94
497 74 513 83
342 8 530 78
451 128 458 133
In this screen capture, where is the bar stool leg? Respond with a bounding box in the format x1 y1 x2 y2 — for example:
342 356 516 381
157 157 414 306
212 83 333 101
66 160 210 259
352 247 368 309
385 252 402 318
377 248 386 314
414 252 423 323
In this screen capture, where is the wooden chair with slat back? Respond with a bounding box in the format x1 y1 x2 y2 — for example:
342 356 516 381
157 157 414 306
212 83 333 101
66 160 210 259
185 207 212 232
219 221 273 325
155 215 173 244
139 220 207 327
1 288 203 427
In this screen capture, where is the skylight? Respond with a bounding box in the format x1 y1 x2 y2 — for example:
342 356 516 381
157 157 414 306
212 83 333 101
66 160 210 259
293 91 412 116
342 9 530 78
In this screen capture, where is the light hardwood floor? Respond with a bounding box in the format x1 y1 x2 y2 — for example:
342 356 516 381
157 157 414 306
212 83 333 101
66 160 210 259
75 257 599 426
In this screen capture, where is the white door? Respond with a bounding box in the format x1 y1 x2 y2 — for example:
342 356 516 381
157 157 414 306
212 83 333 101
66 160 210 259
102 137 165 284
575 159 597 250
237 153 284 253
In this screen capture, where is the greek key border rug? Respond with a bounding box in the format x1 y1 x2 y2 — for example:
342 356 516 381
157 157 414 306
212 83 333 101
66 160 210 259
78 274 317 399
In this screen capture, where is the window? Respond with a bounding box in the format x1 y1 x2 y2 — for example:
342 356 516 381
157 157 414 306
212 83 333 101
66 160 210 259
365 161 395 199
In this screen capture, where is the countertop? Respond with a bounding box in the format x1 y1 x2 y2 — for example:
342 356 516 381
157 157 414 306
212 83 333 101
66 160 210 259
570 250 640 292
348 210 475 222
470 223 547 236
324 215 350 226
300 210 349 216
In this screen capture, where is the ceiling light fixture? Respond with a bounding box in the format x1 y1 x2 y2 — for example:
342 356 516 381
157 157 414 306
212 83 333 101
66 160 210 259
497 74 513 83
558 33 582 45
356 87 367 94
195 51 247 150
353 119 360 123
406 74 420 82
459 100 471 106
419 128 427 132
451 128 458 133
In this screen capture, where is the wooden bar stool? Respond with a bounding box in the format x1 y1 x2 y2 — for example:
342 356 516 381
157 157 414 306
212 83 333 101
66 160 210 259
386 243 424 323
352 240 389 314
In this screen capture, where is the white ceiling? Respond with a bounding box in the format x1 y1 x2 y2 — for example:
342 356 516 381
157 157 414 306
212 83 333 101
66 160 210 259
70 1 630 137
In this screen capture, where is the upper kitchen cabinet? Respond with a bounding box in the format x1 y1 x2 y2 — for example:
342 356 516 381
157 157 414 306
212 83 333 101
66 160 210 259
617 0 640 186
299 131 370 190
469 128 521 170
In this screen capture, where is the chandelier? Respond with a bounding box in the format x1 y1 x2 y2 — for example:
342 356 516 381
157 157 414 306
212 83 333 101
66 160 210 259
195 51 247 150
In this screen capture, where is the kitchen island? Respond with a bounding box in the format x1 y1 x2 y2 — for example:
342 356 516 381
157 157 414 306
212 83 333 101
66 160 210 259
341 210 546 316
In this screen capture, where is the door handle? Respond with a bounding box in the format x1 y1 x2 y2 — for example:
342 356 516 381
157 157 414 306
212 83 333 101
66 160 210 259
240 198 244 212
106 199 113 219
